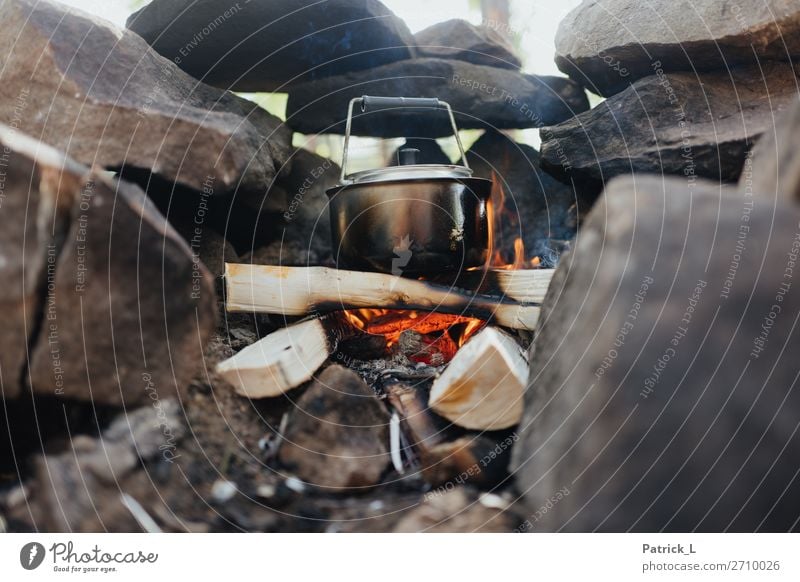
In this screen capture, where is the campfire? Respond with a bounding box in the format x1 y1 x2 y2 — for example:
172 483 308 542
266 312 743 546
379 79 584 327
334 177 537 366
217 168 552 439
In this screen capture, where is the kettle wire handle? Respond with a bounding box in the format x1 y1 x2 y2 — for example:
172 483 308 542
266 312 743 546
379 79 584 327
340 95 470 183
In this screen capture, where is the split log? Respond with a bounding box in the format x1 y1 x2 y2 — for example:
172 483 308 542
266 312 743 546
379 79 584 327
224 264 552 331
216 311 385 398
216 318 331 399
429 327 528 431
511 173 800 532
540 62 797 186
450 267 555 303
0 0 291 194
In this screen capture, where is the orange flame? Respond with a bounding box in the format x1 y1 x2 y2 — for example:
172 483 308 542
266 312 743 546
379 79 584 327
487 171 532 270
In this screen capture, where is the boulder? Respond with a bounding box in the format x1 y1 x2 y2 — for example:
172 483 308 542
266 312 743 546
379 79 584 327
540 63 798 187
466 131 588 267
0 127 75 401
24 401 185 532
511 173 800 531
241 147 339 265
286 58 589 138
0 125 216 406
126 0 416 92
415 19 521 70
277 365 391 491
555 0 800 96
0 0 291 195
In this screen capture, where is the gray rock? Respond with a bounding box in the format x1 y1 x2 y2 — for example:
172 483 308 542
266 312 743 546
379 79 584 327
26 161 217 405
27 401 185 532
555 0 800 96
286 58 589 138
415 19 521 70
0 127 79 401
278 365 390 491
0 0 291 195
127 0 416 92
241 148 339 265
511 174 800 531
0 124 216 406
540 63 798 187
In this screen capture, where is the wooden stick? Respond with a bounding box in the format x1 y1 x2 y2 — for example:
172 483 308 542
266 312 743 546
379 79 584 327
382 377 514 487
435 268 555 303
429 327 529 430
216 318 330 398
224 263 550 331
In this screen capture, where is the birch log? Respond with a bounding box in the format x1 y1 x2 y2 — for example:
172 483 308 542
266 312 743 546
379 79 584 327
429 327 529 430
216 318 330 398
224 263 552 331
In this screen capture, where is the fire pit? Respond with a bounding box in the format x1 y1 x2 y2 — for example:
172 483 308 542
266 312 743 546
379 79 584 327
216 95 554 476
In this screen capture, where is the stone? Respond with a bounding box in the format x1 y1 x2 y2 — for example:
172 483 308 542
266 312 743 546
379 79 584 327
555 0 800 96
540 63 798 187
0 126 75 401
415 19 521 70
466 130 590 267
169 220 238 280
277 365 391 490
0 124 216 406
0 0 292 195
240 148 338 265
286 58 589 138
743 98 800 204
392 488 516 532
511 174 800 531
27 165 216 405
126 0 416 92
26 400 185 532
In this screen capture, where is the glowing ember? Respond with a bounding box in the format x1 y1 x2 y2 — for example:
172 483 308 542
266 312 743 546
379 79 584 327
343 309 484 347
341 309 486 364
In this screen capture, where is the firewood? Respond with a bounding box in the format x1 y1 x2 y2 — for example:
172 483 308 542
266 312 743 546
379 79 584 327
445 267 555 303
216 318 331 398
429 327 528 431
224 264 552 331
